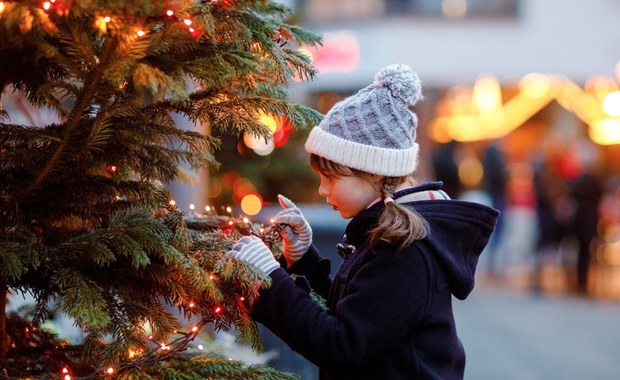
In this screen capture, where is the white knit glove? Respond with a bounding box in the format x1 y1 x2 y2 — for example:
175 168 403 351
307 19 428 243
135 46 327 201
272 194 313 267
228 236 280 275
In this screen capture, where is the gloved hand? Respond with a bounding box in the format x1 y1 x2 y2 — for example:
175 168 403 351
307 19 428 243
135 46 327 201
272 194 313 267
228 236 280 275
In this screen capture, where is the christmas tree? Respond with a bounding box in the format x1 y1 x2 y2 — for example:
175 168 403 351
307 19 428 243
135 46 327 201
0 0 321 378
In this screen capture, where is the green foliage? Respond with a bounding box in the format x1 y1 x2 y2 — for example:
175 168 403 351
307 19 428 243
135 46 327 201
0 0 321 377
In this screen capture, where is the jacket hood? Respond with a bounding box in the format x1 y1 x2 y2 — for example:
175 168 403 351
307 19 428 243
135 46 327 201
345 182 499 300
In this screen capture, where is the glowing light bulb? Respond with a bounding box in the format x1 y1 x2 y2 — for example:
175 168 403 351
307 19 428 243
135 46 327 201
226 206 232 213
166 9 174 16
214 306 222 313
189 302 195 307
228 221 233 226
106 367 114 375
243 217 249 223
62 367 69 374
184 19 192 25
205 205 211 212
137 30 145 37
240 296 245 301
198 344 204 350
64 376 71 380
169 199 176 207
43 2 51 10
189 203 195 211
191 326 198 332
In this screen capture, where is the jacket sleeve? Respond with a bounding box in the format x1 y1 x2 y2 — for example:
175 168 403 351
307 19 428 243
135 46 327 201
250 245 433 369
285 244 332 299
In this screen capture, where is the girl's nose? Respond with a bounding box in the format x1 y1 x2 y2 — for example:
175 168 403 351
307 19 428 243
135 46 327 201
318 178 329 197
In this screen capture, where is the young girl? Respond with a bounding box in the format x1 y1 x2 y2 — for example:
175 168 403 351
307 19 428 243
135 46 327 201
229 64 499 379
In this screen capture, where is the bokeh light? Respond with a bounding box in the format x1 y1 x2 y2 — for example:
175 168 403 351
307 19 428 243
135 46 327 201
240 193 263 215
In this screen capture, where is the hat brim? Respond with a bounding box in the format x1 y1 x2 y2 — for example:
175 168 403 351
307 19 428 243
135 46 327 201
304 127 419 177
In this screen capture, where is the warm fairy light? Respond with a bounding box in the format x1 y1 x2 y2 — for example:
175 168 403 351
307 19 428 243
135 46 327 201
161 343 169 350
0 2 5 13
104 16 111 23
62 367 69 374
188 27 195 33
214 306 222 313
189 203 195 211
259 227 265 233
209 274 215 280
191 326 199 333
183 19 192 25
108 165 118 173
226 206 232 213
169 199 176 207
148 335 153 340
240 296 245 301
241 193 262 215
43 2 51 10
137 30 145 37
228 220 233 226
205 205 211 212
198 344 204 350
106 367 114 374
242 217 249 223
270 218 275 224
189 302 195 307
166 9 174 16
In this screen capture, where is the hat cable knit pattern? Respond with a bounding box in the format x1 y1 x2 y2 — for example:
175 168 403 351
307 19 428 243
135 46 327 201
305 64 423 177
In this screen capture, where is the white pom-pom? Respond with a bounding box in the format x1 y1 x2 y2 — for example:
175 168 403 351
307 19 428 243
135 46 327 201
373 64 423 105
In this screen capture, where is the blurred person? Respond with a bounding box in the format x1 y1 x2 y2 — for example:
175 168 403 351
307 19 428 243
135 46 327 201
480 142 508 278
531 151 573 293
431 139 461 198
228 65 499 379
566 140 603 294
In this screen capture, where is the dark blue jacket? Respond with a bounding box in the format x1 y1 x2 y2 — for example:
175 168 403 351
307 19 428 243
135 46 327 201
251 183 499 379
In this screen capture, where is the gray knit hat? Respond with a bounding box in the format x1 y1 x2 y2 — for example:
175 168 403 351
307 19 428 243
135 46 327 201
305 64 423 177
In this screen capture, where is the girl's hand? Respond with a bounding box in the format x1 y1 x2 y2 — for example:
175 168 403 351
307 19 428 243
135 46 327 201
273 194 313 267
228 236 280 275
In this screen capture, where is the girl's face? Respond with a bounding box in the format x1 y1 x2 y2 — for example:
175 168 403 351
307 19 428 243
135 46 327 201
317 173 381 219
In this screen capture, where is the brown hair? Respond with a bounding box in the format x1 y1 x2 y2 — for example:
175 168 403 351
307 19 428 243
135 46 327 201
310 154 429 250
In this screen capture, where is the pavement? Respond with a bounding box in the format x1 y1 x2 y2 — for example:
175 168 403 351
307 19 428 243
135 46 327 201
455 285 620 380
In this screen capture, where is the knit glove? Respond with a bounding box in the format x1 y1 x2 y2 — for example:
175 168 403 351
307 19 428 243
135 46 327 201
273 194 313 267
228 236 280 275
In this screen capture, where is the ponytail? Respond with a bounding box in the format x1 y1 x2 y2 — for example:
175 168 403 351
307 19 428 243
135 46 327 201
368 177 429 250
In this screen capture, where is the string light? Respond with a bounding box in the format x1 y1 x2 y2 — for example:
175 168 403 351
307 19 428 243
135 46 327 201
43 1 51 10
104 16 111 23
105 367 114 375
166 9 174 16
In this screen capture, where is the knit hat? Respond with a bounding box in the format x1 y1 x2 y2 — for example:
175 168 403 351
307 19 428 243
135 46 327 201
305 64 423 177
